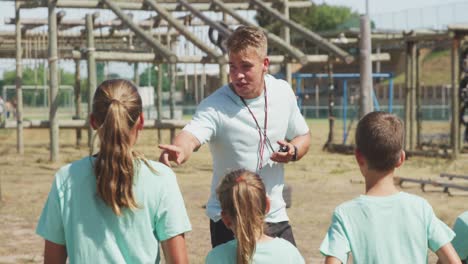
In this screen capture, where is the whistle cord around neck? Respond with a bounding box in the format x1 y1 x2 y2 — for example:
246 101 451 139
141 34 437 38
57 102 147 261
239 86 271 170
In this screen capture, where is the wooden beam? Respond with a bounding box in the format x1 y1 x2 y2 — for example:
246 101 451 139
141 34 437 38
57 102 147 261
250 0 354 64
68 50 391 64
143 0 224 63
396 176 468 193
101 0 177 63
4 119 188 129
19 0 312 10
178 0 231 38
440 173 468 181
211 0 308 65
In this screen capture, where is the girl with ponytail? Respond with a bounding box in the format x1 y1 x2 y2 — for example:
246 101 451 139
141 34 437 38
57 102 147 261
206 169 304 264
36 79 191 264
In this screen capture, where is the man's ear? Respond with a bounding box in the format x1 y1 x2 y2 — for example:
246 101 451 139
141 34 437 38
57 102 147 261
221 211 232 230
137 113 144 130
89 114 98 130
395 150 405 168
355 149 366 167
263 57 270 73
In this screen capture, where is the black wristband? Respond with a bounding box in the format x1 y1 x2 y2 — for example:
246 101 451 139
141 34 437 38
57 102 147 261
292 145 298 161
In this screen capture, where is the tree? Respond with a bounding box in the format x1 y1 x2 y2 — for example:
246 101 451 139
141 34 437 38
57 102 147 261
1 65 80 107
138 64 183 92
255 2 361 53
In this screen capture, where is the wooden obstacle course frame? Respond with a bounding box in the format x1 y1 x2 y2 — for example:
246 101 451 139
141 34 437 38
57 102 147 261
395 176 468 196
440 173 468 181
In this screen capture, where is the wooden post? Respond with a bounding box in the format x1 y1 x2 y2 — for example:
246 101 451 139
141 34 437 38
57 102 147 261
281 0 292 85
194 65 199 104
451 35 460 158
74 58 82 147
220 12 229 87
323 62 334 150
416 48 422 148
359 15 373 118
86 14 97 148
404 41 412 150
133 62 139 86
157 64 163 143
410 42 417 150
48 0 59 162
15 1 24 154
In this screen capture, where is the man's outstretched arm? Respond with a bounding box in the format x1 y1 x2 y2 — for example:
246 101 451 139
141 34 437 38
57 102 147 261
159 131 201 167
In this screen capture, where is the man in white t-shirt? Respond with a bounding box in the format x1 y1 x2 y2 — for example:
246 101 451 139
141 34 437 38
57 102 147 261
159 26 311 248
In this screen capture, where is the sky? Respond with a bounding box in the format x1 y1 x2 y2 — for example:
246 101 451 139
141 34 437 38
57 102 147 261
0 0 468 80
321 0 468 15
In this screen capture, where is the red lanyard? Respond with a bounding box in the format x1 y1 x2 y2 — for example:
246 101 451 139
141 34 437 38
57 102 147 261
239 86 268 170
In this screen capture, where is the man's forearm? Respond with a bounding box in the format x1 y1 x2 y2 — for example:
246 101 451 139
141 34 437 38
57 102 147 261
172 131 201 164
290 132 311 161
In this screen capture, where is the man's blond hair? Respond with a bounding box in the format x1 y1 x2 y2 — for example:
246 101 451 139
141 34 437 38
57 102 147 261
225 26 268 58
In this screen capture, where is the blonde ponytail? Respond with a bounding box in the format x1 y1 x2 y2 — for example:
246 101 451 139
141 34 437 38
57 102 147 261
217 169 268 264
92 79 143 215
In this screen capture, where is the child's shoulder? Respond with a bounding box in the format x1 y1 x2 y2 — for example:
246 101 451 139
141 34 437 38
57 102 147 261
206 239 237 260
334 192 430 213
138 159 177 181
143 159 172 172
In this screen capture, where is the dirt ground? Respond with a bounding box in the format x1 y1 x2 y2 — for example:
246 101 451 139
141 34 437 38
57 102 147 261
0 119 467 263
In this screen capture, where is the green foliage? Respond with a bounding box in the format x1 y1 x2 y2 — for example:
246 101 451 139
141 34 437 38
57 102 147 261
139 64 183 92
1 65 81 107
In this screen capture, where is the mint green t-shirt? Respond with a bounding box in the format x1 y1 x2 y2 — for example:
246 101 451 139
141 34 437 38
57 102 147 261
206 237 305 264
320 192 455 264
36 157 192 264
452 211 468 261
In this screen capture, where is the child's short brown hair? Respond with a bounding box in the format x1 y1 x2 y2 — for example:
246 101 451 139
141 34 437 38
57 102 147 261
355 111 404 171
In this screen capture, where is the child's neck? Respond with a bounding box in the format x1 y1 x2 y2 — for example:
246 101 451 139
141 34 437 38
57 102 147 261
364 170 399 196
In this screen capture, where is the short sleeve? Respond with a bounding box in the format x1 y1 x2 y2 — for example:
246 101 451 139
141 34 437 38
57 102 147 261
205 250 218 264
36 176 65 245
154 169 192 241
452 213 468 260
426 204 455 252
285 86 309 140
183 99 218 145
320 210 350 264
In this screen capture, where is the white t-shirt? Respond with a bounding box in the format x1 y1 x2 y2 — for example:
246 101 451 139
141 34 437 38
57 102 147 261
184 74 309 223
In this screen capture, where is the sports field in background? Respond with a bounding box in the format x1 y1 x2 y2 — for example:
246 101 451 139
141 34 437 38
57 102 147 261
0 119 466 263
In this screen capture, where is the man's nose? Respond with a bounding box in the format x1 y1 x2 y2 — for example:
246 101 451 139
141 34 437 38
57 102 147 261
234 71 245 79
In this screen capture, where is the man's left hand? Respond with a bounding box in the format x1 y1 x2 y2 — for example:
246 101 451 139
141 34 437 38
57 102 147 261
270 140 296 163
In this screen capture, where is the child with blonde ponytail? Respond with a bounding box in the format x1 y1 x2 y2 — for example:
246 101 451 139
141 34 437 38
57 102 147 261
206 169 304 264
36 79 191 264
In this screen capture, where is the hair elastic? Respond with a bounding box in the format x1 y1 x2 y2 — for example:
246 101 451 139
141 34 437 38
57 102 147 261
235 175 245 183
110 99 121 105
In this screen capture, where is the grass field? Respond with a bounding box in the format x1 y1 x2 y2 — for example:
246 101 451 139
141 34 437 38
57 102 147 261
0 119 467 263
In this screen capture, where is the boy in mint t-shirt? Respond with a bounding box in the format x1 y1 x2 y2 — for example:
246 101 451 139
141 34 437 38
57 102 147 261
320 111 461 264
452 211 468 263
